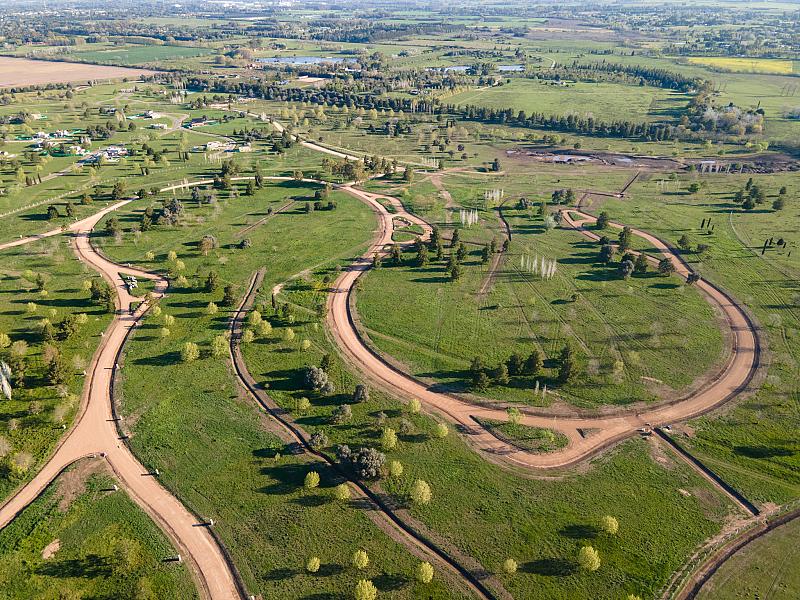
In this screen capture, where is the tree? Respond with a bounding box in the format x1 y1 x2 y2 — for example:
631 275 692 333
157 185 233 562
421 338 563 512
380 427 398 451
330 404 353 424
181 342 200 363
473 371 491 391
600 515 619 535
687 182 700 194
618 226 633 252
491 157 501 172
408 398 421 414
337 445 385 479
596 212 609 229
434 423 448 438
634 253 648 274
599 244 614 264
403 167 414 183
308 431 328 450
246 180 256 196
416 562 434 584
206 302 219 315
205 271 220 292
354 579 377 600
619 259 634 279
353 550 370 570
221 284 237 307
687 272 701 285
578 546 601 572
388 460 404 477
46 352 71 386
199 235 217 256
678 235 691 252
558 344 577 384
742 197 755 210
481 244 491 263
503 558 518 575
353 384 369 403
449 262 463 281
657 258 675 275
773 197 785 211
105 217 121 236
333 483 351 502
411 479 432 505
306 556 320 573
416 242 429 267
506 353 524 376
523 350 544 376
46 205 60 220
493 363 510 386
304 471 320 489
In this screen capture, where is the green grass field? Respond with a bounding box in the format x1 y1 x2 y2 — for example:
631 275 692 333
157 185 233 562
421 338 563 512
445 80 689 124
0 238 112 502
0 460 196 598
696 517 800 600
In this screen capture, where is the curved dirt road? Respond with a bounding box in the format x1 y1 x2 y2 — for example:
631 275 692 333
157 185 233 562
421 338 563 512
326 190 760 470
0 212 242 599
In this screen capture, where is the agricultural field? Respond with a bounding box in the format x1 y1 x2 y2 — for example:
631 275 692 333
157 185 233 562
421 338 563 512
685 57 796 75
0 57 154 87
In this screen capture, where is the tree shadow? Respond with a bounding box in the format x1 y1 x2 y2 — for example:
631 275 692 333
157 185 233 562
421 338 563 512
521 558 577 577
35 554 112 578
734 445 795 459
374 572 409 591
559 523 599 539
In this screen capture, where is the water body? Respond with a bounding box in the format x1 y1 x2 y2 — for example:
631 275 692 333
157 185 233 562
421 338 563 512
257 56 356 66
497 64 525 72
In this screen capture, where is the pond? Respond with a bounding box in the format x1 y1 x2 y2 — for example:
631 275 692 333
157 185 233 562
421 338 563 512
257 56 356 66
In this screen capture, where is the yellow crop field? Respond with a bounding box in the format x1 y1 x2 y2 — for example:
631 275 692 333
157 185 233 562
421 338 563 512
686 56 794 74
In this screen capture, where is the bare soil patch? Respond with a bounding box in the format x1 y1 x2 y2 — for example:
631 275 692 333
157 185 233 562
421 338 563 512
0 57 156 88
55 458 109 512
41 539 60 560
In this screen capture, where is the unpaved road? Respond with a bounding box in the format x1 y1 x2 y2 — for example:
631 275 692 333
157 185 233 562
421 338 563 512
0 211 242 599
326 189 760 470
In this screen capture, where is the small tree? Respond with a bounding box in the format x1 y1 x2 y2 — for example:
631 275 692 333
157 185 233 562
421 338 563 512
381 427 398 451
330 404 352 424
354 579 377 600
507 407 522 425
408 398 421 414
221 285 237 307
596 212 609 229
416 561 434 584
411 479 432 505
352 550 370 570
181 342 200 363
678 235 691 252
333 483 351 501
306 556 320 573
388 460 404 477
619 259 634 279
658 258 675 276
634 253 648 274
211 335 227 358
205 302 219 315
503 558 518 575
205 271 220 292
523 350 544 376
353 384 369 403
558 344 577 384
434 423 448 438
304 471 320 489
309 431 328 449
599 244 614 264
578 546 601 572
600 515 619 535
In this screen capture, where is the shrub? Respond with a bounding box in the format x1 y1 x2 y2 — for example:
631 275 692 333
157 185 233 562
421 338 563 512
416 561 434 584
352 550 369 570
503 558 518 574
600 515 619 535
306 556 320 573
206 302 218 315
337 445 385 479
330 404 352 424
333 483 351 501
408 398 421 414
353 384 369 403
410 479 432 505
578 546 601 572
242 329 255 344
380 427 398 451
434 423 448 438
388 460 403 478
309 431 328 449
181 342 199 363
354 579 377 600
304 471 320 489
211 335 228 358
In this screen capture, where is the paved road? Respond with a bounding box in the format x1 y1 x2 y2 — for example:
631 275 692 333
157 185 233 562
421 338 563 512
0 210 242 599
326 189 760 470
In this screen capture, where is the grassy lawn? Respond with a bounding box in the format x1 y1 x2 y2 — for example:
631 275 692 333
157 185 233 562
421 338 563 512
0 238 112 502
696 516 800 600
473 418 569 453
586 171 800 504
356 202 724 409
0 460 197 599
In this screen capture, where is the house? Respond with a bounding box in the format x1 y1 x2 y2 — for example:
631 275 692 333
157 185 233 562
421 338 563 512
236 144 253 153
150 123 168 130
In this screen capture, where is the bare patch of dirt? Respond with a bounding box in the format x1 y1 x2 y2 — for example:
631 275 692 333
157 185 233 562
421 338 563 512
0 57 156 88
41 539 60 560
55 459 109 512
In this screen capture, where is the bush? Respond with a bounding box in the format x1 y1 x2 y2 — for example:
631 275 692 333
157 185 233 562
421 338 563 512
211 335 228 358
337 445 385 479
416 561 434 584
353 384 369 403
304 471 320 489
600 515 619 535
304 366 329 391
354 579 377 600
330 404 352 424
388 460 403 477
380 427 398 451
578 546 601 572
408 398 421 414
306 556 320 573
434 423 448 438
333 483 351 501
410 479 432 505
181 342 199 363
352 550 369 570
309 431 328 449
503 558 518 574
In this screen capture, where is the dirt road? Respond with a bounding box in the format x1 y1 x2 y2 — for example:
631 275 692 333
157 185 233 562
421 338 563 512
0 211 242 599
325 190 761 470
